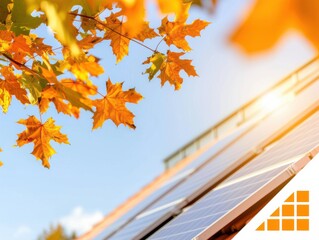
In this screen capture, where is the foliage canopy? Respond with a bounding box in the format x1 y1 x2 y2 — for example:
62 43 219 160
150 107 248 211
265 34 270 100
0 0 209 167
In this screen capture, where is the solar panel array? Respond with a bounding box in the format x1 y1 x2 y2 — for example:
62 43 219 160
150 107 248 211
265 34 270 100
95 122 250 239
149 110 319 240
148 163 293 240
107 80 319 240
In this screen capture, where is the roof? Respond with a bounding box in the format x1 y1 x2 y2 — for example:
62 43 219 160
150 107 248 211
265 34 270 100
79 57 319 240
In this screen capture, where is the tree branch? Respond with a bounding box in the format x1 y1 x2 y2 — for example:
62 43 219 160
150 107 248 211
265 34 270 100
69 12 158 53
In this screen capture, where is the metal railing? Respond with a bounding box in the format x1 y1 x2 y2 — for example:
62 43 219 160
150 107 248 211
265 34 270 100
163 56 319 169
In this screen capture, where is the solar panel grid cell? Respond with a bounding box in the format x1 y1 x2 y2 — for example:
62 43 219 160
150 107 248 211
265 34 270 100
108 81 319 240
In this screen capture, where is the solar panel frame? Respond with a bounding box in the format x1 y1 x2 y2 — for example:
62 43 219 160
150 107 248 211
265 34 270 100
109 80 319 240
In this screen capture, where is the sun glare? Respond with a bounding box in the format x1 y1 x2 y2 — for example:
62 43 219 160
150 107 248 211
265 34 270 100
261 92 283 112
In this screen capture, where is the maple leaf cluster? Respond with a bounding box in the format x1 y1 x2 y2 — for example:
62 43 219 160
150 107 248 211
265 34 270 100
0 0 209 167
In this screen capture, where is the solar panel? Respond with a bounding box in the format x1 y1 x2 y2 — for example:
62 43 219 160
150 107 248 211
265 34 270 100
148 111 319 240
149 157 308 240
108 80 319 240
94 177 183 239
95 123 250 239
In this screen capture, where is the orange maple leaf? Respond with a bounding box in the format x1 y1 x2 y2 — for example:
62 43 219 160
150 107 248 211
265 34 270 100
39 86 80 118
61 79 97 97
144 51 198 90
231 0 319 53
104 14 157 62
0 66 29 109
158 3 210 51
41 68 93 111
92 79 143 129
16 116 69 168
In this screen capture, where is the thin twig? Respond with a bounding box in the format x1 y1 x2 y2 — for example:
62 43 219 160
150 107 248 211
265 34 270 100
69 12 157 53
155 35 166 52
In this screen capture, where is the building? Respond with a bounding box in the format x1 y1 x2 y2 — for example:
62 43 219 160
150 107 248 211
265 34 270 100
78 56 319 239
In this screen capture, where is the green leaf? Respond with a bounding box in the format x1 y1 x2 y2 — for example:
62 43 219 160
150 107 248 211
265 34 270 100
0 0 12 25
20 73 47 104
143 53 166 80
11 0 43 35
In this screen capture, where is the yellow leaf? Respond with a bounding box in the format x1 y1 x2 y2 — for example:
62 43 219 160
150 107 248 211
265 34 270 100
118 0 145 36
92 79 143 129
143 52 166 80
0 88 10 113
26 0 80 55
17 116 69 168
157 0 182 15
144 51 198 90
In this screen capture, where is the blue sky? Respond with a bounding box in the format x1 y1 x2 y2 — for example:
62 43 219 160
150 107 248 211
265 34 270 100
0 0 316 239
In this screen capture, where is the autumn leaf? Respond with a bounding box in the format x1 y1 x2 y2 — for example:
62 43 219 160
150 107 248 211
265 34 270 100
157 0 182 15
16 116 69 168
39 86 80 118
11 0 43 35
61 79 97 97
104 14 157 62
144 51 198 90
103 14 130 63
0 0 12 26
60 53 104 81
143 52 166 80
41 67 93 111
20 73 47 104
92 79 143 129
158 3 210 51
0 88 10 113
118 0 145 36
231 0 319 53
0 66 29 109
134 22 159 42
0 0 208 165
26 0 80 55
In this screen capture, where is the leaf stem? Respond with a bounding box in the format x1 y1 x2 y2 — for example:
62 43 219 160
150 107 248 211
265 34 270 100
155 36 166 52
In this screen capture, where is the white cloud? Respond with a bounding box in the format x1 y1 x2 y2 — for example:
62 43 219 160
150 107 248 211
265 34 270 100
13 225 33 240
59 206 103 235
